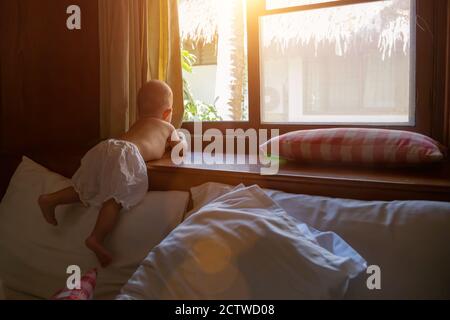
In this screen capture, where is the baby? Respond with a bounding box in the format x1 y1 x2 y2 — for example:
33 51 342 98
38 80 184 267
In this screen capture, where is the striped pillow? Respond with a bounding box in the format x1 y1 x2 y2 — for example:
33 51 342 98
52 269 97 300
261 129 446 165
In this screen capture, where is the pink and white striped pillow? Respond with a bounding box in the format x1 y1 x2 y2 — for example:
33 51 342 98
52 269 97 300
261 129 446 165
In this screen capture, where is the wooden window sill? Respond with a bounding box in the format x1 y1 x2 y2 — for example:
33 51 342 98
147 152 450 202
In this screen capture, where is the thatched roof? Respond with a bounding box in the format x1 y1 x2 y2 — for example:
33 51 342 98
179 0 411 58
179 0 220 45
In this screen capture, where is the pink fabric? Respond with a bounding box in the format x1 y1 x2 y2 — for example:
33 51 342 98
263 129 445 165
52 269 97 300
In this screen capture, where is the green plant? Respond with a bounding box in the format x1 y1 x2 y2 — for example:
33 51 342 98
184 98 222 122
181 49 222 122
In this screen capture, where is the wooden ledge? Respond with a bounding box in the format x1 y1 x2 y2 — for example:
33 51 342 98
147 153 450 202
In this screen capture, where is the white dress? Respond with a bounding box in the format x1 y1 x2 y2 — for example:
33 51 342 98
72 139 148 210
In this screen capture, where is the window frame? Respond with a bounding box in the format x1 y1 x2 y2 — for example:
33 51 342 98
182 0 446 142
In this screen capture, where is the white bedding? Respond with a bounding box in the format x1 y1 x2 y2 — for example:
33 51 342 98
0 157 190 300
118 185 367 300
2 156 450 300
190 183 450 299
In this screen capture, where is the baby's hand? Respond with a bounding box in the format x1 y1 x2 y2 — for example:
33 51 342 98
169 130 188 156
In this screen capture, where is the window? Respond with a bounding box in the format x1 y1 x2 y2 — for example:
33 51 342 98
260 0 414 125
181 0 439 138
267 0 334 10
179 0 249 122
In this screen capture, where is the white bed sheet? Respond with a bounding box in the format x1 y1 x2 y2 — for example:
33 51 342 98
190 183 450 299
118 185 367 300
0 157 190 300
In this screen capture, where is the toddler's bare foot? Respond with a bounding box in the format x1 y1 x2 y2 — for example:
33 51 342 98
85 236 113 268
38 195 58 226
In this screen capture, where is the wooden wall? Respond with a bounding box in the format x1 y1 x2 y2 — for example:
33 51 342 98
0 0 100 154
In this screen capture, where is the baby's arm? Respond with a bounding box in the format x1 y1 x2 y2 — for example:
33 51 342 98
168 128 188 155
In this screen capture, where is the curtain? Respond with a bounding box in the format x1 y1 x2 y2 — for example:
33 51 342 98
98 0 183 139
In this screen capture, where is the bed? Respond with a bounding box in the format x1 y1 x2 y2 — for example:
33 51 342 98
1 154 450 300
0 156 190 299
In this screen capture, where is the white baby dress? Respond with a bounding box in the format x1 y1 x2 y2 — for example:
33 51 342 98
72 139 148 210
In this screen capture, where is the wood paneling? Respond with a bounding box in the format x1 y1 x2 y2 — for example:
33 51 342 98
445 0 450 146
433 0 450 145
148 153 450 202
0 0 100 154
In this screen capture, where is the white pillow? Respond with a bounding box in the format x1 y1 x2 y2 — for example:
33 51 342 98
190 182 236 212
267 190 450 300
190 182 450 299
0 157 189 299
118 185 366 300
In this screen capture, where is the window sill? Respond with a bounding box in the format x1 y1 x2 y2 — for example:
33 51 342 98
147 152 450 202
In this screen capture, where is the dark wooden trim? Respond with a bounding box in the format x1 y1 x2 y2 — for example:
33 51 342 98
147 153 450 202
431 0 444 143
262 0 383 16
247 0 264 131
444 0 450 147
182 121 427 136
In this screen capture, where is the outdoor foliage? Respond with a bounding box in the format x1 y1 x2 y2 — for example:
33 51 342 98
182 49 222 121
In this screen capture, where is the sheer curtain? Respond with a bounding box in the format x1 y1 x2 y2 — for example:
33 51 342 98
98 0 183 139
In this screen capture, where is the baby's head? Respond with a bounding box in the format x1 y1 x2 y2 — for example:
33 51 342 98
137 80 173 122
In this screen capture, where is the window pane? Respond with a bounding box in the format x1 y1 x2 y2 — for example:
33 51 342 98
179 0 249 122
266 0 339 10
260 0 415 124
